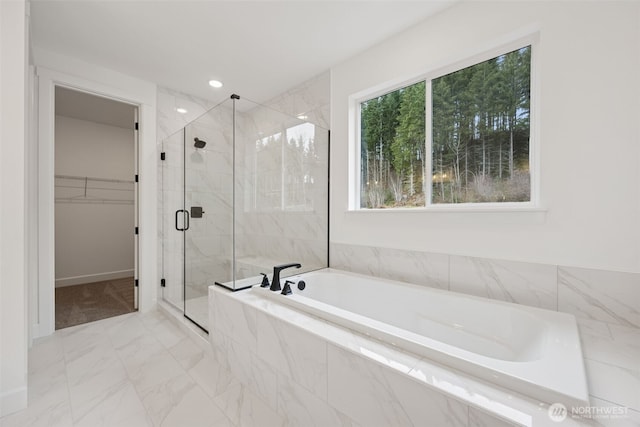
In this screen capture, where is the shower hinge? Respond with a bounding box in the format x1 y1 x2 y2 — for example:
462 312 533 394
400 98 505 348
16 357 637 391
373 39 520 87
160 278 166 287
134 122 139 130
134 279 139 287
135 174 138 182
135 227 139 235
160 152 166 161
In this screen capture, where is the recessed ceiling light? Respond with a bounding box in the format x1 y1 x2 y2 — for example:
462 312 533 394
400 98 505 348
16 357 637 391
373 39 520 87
297 114 308 120
176 107 188 114
208 80 223 88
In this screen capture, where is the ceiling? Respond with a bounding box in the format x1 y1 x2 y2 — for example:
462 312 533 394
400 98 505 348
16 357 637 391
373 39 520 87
56 86 137 129
31 1 455 105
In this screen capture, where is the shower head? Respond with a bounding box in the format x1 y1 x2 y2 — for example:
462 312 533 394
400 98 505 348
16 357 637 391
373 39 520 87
194 137 207 149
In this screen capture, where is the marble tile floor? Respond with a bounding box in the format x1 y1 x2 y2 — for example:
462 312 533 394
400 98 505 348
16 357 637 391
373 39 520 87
0 309 285 427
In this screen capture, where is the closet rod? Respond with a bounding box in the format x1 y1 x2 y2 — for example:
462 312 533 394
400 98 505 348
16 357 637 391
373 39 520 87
54 174 134 184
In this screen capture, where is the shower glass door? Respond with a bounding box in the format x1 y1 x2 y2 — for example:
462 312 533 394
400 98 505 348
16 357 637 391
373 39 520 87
160 128 185 311
183 101 234 331
160 95 329 334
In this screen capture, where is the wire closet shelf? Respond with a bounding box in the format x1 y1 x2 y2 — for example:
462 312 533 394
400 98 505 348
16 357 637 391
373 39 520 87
55 174 134 205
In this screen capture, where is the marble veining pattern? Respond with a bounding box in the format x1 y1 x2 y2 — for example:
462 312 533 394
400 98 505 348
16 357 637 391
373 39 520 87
0 311 244 427
256 310 328 398
558 266 640 328
330 243 639 333
157 74 330 320
377 247 449 290
468 407 518 427
327 343 468 427
449 255 558 310
330 243 381 276
212 279 640 427
276 372 357 427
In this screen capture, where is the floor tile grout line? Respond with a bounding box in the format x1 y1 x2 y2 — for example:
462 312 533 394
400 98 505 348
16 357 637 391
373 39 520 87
60 327 79 426
110 313 171 427
152 309 240 426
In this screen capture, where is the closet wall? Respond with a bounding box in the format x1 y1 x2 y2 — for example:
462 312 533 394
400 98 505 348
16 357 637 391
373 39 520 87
54 115 135 287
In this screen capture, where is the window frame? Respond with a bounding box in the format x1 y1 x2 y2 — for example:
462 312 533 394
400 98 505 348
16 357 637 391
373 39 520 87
350 33 540 212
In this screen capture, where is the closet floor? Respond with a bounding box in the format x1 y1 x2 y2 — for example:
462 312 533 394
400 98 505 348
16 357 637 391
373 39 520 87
55 277 136 329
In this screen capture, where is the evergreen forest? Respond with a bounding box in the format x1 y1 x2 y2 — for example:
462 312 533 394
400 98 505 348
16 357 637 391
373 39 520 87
360 46 531 208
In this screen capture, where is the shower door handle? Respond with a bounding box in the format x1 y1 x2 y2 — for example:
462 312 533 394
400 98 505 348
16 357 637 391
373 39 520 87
175 209 189 231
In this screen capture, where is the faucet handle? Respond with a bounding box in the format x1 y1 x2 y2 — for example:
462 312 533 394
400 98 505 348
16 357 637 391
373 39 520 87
281 280 294 295
259 273 270 288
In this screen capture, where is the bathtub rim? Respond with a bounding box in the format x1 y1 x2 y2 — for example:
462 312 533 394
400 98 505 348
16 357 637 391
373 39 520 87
251 267 590 409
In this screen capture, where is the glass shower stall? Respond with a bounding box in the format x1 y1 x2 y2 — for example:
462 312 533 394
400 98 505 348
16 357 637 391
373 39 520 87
159 95 329 331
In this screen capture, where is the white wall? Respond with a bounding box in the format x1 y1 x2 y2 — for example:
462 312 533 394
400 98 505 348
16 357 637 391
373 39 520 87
54 115 134 286
0 0 28 416
330 1 640 273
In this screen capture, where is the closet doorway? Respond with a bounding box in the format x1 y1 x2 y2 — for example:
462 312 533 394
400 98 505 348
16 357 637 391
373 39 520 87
54 86 139 330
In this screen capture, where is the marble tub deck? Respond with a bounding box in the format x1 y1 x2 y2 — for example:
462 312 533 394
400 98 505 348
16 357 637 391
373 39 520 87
210 283 640 427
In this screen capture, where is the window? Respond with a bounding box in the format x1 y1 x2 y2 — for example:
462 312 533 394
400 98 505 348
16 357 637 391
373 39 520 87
254 122 319 211
358 45 532 209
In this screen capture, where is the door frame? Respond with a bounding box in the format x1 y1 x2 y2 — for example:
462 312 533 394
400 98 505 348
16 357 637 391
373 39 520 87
35 66 157 338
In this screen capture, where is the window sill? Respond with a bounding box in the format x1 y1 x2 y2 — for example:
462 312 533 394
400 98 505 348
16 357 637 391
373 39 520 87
347 205 547 214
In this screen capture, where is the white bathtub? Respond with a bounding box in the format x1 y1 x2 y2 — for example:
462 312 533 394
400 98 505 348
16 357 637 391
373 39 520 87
253 268 589 408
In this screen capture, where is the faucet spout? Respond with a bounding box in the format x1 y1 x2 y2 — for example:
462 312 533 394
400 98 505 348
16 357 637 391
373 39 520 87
270 263 302 291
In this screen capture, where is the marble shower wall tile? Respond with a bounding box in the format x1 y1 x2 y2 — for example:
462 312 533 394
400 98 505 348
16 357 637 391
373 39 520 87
449 256 558 310
327 344 468 427
558 266 640 328
156 87 216 142
235 70 330 276
263 71 330 130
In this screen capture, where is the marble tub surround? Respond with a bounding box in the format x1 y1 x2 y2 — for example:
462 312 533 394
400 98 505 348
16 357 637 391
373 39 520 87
209 284 605 427
558 267 640 329
330 243 640 422
257 269 589 408
577 318 640 413
330 244 640 331
449 256 558 310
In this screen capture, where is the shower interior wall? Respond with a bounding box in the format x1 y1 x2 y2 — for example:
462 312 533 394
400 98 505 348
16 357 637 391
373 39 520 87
235 102 329 280
158 74 330 326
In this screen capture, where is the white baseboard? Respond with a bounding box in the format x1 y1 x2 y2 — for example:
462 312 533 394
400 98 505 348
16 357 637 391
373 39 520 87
0 386 27 418
55 269 134 288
